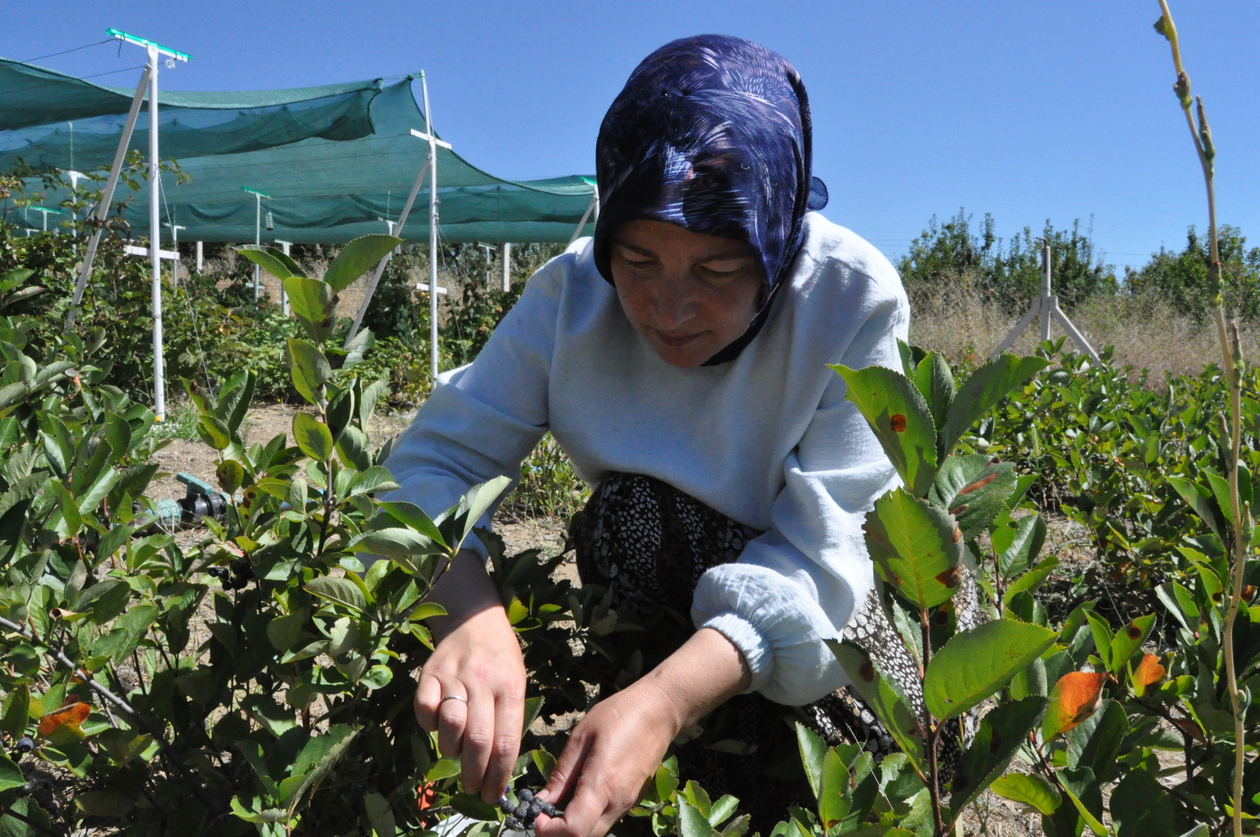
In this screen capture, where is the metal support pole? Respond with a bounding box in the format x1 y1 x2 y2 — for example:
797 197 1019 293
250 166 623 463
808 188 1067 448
422 71 440 382
343 159 431 348
165 224 185 285
275 240 293 316
147 45 166 422
254 193 261 300
66 64 152 327
195 240 203 272
500 242 511 292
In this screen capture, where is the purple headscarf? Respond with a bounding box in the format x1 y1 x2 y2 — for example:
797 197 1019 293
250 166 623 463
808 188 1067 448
593 34 828 365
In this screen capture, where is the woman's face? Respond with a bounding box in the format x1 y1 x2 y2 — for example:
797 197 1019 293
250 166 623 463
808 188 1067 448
610 220 763 368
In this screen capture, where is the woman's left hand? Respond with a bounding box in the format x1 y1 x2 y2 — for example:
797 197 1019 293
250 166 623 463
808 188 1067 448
533 627 752 837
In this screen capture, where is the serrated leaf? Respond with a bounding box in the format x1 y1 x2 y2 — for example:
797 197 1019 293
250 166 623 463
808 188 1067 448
832 364 938 496
924 619 1057 720
237 246 298 282
1002 556 1059 606
928 454 1016 538
1043 671 1108 739
826 639 925 776
284 276 334 327
863 488 964 610
941 354 1048 455
913 352 955 455
1108 613 1155 673
949 696 1048 814
350 466 399 496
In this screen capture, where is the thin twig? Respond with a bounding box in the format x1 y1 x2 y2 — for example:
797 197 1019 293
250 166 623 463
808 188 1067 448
1157 4 1245 834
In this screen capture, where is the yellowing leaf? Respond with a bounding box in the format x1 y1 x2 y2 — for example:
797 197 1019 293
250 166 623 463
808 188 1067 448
37 701 90 736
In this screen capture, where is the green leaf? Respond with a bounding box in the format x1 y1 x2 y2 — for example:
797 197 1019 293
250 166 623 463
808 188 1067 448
928 454 1016 538
450 793 500 822
941 354 1048 455
377 501 446 544
826 639 925 776
1086 613 1114 670
92 603 159 664
323 235 403 292
1110 770 1177 837
948 696 1047 815
0 753 24 792
287 339 332 405
1066 699 1127 783
216 460 244 494
995 514 1048 578
350 527 441 561
1002 556 1059 606
795 722 826 801
832 364 938 496
989 773 1060 815
364 792 396 837
863 488 964 610
292 413 334 462
197 414 232 451
336 424 372 471
1 684 29 739
913 352 955 456
306 576 367 613
1168 477 1224 537
445 475 514 550
655 756 679 801
283 725 361 816
924 619 1057 720
284 276 334 327
708 795 739 827
267 613 309 652
818 747 851 828
1108 613 1155 673
679 799 718 837
237 246 298 282
350 466 399 497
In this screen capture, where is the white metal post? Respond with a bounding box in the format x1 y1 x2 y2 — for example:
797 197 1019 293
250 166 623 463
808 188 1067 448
500 242 511 292
195 240 203 272
422 71 440 382
148 45 166 421
275 240 293 316
165 223 185 285
242 187 270 301
989 238 1101 363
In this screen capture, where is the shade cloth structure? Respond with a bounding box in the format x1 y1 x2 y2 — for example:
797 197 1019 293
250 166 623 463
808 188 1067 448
0 58 598 244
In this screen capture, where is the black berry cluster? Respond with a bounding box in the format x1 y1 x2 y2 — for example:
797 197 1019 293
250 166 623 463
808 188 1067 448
207 559 255 590
499 789 561 832
13 736 34 755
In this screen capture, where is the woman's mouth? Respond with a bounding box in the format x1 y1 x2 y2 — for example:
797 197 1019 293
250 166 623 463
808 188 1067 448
654 329 702 348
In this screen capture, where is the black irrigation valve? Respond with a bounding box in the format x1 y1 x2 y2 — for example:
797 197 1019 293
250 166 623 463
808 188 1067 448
499 789 562 833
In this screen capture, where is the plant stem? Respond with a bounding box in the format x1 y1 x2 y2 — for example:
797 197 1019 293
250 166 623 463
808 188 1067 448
920 607 944 837
1157 4 1246 833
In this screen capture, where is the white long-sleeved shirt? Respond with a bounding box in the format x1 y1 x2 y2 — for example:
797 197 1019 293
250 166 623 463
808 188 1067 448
382 212 908 706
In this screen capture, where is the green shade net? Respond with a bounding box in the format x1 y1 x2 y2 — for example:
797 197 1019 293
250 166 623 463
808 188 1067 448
1 58 597 244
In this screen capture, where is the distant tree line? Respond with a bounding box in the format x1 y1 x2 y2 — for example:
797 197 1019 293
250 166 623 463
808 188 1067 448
896 208 1260 323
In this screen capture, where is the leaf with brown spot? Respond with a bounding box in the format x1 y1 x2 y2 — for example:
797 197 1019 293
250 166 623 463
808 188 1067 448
957 472 999 496
936 565 964 588
38 701 90 737
1042 672 1108 738
890 414 907 432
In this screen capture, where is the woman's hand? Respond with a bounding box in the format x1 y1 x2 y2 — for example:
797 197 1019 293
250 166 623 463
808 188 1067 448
534 628 752 837
414 549 526 803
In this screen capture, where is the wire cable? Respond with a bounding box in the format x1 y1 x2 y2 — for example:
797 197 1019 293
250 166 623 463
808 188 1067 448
18 39 113 64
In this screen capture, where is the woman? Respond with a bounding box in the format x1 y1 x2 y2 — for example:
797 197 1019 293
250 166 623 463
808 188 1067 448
385 35 910 837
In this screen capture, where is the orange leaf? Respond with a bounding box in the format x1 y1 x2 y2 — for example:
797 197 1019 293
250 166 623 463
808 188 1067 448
37 701 91 737
416 781 438 811
1044 672 1107 737
1133 653 1166 692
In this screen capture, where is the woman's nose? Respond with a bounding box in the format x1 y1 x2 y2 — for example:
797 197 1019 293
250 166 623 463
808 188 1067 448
652 275 699 329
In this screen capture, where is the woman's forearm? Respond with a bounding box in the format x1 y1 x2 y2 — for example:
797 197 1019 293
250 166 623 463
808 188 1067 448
425 548 504 639
635 627 752 737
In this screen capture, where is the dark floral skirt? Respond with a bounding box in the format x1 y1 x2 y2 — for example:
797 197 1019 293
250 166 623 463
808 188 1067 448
569 473 929 829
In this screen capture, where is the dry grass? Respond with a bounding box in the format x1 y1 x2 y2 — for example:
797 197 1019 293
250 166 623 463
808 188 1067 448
908 275 1260 383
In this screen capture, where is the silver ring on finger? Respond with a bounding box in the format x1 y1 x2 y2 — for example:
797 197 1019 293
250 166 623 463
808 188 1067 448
440 693 468 705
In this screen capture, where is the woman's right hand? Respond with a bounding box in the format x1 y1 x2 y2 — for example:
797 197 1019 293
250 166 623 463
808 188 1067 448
414 549 527 803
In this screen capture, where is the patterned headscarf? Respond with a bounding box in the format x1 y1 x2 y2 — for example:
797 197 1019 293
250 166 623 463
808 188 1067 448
593 34 828 365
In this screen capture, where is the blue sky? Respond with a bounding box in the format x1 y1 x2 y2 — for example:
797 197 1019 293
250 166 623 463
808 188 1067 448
4 1 1257 272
